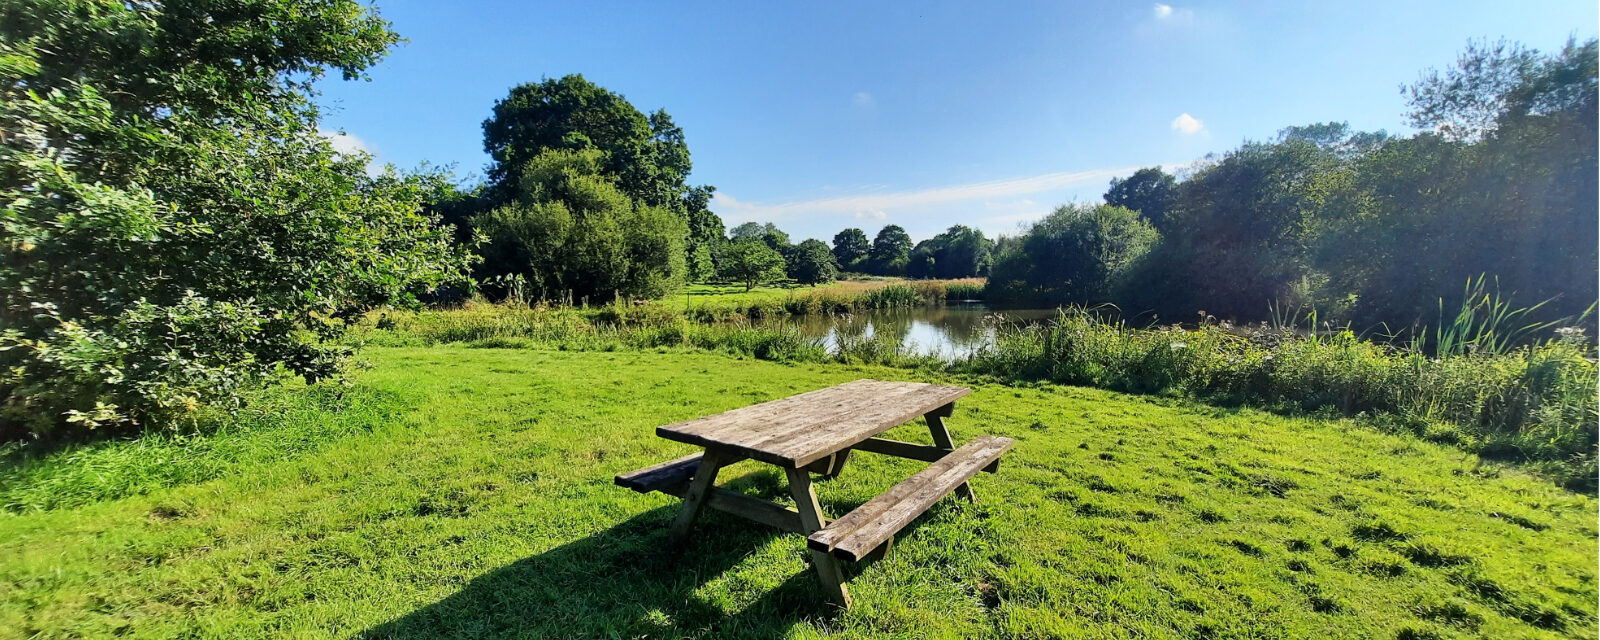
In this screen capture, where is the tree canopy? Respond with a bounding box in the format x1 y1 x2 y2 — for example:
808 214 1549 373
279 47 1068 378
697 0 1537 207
477 74 721 284
831 228 871 271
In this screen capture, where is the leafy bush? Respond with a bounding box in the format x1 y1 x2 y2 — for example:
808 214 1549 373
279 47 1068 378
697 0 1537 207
958 309 1599 491
474 148 687 303
1 1 469 439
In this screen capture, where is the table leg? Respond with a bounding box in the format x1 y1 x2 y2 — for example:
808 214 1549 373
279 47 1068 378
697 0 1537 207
784 466 852 607
667 448 730 546
804 449 853 478
925 404 976 502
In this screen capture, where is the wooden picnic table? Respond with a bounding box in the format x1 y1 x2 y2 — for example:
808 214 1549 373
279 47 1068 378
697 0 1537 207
615 379 1014 607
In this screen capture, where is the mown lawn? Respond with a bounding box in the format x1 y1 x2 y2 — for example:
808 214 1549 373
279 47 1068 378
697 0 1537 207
1 346 1594 639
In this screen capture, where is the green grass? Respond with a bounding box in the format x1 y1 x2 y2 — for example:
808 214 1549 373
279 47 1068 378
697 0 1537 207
1 346 1594 638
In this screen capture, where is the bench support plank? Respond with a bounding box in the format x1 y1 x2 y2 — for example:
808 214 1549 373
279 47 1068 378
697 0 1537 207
667 448 731 545
657 483 806 534
924 405 975 502
785 466 853 607
851 437 1000 472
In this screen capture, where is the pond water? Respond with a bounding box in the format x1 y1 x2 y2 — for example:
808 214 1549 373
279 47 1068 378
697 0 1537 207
785 303 1059 359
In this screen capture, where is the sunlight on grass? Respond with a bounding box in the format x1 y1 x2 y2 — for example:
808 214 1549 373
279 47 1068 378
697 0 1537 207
0 347 1592 638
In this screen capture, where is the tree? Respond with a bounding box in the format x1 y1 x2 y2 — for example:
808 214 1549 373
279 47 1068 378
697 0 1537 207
988 204 1158 304
473 149 687 303
683 186 724 282
831 228 871 271
910 225 994 278
869 225 913 275
478 74 721 277
791 239 840 286
1315 38 1598 329
720 238 787 291
0 0 470 438
1103 168 1178 231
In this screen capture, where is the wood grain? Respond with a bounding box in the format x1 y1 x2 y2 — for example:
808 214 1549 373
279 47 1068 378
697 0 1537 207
807 435 1014 562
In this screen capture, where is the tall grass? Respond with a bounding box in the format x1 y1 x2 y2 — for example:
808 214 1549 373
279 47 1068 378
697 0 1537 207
1426 275 1583 357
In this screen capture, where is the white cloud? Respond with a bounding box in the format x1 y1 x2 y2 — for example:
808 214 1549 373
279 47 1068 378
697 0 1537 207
319 128 371 156
711 166 1136 223
852 91 875 108
1153 3 1173 18
1170 112 1205 135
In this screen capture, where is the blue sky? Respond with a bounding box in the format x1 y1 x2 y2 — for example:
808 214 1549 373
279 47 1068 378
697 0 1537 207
317 1 1597 243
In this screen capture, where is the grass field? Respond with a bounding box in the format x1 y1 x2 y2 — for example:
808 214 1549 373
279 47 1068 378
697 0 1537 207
1 346 1594 639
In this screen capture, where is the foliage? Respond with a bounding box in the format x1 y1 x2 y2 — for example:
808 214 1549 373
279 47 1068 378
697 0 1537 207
718 238 787 291
831 227 871 270
0 0 469 438
789 239 839 286
907 225 994 279
1103 166 1178 231
473 149 687 304
959 308 1599 491
869 224 913 275
988 204 1157 304
477 74 722 281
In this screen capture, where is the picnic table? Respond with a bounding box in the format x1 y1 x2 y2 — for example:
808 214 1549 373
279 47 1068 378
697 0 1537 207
615 379 1014 607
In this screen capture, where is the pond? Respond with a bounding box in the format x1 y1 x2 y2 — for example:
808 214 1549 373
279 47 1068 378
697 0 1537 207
784 303 1060 359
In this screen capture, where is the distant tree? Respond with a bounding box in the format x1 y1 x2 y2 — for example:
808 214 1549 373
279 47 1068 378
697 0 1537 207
831 228 871 270
869 225 913 275
1103 168 1178 231
727 221 765 240
906 248 937 279
473 149 686 302
988 204 1157 303
791 239 840 285
684 185 724 282
911 225 994 278
720 238 788 291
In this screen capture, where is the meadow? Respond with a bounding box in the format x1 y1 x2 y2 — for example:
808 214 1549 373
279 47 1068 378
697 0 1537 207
1 343 1594 639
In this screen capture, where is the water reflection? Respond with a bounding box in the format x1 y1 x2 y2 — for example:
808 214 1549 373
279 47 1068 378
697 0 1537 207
785 303 1058 359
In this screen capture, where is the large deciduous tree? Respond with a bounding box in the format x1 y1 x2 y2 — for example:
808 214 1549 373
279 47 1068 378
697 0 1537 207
831 228 871 271
0 0 470 438
479 74 721 283
869 225 913 275
1103 167 1178 231
791 239 840 286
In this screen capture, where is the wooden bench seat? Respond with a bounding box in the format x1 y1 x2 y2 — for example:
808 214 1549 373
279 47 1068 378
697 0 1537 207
615 452 705 494
807 435 1014 562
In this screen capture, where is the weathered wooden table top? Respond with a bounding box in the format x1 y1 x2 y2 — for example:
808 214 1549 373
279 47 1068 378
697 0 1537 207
655 379 970 468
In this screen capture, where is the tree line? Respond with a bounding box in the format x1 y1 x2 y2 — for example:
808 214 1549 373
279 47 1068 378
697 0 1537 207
990 38 1597 340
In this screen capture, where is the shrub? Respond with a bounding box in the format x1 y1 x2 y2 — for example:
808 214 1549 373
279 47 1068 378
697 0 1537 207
1 2 469 439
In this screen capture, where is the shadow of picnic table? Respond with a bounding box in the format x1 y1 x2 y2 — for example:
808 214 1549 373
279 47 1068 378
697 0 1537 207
359 471 836 640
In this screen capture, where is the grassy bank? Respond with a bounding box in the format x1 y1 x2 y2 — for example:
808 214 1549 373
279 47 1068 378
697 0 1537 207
359 304 1599 491
1 347 1594 638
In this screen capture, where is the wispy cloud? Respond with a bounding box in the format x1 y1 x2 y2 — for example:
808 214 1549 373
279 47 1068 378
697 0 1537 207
852 91 875 108
1152 3 1173 19
1170 112 1205 135
711 166 1137 223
